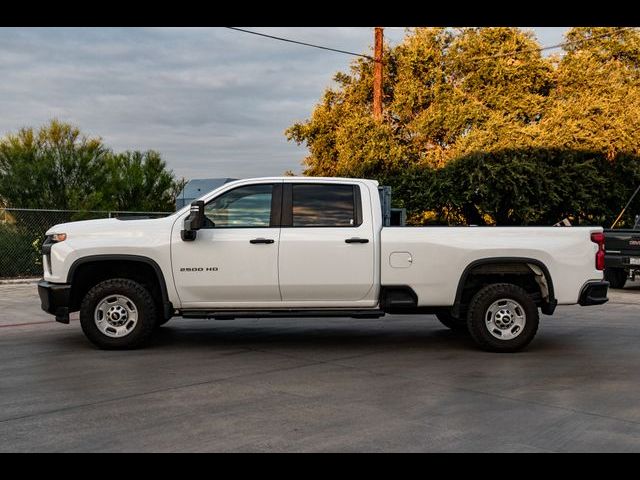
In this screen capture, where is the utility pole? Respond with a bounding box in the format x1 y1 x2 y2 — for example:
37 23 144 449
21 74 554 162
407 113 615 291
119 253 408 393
373 27 384 121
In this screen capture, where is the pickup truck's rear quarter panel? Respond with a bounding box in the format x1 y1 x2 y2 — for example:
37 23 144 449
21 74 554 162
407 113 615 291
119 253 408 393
381 226 603 306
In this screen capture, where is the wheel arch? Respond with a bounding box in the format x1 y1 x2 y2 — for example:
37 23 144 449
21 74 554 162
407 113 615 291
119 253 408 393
67 255 172 319
452 257 556 318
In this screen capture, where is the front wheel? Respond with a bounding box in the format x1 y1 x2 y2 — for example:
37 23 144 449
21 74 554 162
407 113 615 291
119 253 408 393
467 283 539 353
80 278 158 349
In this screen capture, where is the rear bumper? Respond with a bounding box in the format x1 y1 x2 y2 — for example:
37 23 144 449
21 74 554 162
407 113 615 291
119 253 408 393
38 280 71 323
605 253 640 270
578 281 609 306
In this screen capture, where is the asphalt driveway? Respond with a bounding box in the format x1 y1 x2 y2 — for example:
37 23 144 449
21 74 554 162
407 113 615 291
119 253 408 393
1 282 639 452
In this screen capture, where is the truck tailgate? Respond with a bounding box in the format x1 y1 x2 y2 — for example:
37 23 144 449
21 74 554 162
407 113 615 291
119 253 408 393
604 229 640 255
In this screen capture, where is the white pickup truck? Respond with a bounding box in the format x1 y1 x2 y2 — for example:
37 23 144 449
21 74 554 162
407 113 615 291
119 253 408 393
38 177 609 352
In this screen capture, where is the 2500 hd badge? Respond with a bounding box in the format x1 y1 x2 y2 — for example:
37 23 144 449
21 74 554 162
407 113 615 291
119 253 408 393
180 267 218 272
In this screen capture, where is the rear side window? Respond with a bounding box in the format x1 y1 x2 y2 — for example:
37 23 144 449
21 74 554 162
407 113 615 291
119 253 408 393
291 184 361 227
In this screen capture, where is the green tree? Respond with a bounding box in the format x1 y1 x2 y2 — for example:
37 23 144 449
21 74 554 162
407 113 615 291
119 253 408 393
95 150 181 212
0 120 183 212
535 27 640 226
0 120 108 209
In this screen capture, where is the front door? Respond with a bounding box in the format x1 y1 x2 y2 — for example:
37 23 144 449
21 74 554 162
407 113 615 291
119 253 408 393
171 182 282 308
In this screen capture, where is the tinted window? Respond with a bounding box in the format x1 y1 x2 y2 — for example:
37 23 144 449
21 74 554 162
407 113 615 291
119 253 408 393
292 184 356 227
205 184 273 228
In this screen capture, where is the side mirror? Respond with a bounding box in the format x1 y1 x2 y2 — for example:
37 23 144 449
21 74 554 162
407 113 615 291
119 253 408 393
181 200 205 241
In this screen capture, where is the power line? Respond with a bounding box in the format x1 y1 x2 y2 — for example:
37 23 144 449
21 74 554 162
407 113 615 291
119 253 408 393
226 26 636 65
225 27 374 60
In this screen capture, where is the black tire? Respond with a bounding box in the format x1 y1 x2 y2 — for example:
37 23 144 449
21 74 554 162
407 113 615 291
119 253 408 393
467 283 539 353
436 310 468 332
79 278 158 349
604 268 627 289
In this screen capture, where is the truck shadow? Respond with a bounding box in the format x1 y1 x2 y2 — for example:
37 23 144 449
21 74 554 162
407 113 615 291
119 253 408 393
149 321 473 349
145 318 565 354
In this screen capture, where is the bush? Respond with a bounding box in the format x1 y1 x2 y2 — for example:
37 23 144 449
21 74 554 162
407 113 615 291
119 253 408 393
0 223 42 277
375 148 640 226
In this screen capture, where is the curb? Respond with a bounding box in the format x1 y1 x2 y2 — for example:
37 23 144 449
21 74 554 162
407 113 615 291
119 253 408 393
0 277 40 285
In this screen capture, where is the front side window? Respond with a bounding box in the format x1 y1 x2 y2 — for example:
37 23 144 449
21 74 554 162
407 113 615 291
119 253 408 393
204 184 273 228
292 184 358 227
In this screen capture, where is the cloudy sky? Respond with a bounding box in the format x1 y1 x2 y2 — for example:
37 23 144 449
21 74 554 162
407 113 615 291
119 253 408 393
0 27 568 180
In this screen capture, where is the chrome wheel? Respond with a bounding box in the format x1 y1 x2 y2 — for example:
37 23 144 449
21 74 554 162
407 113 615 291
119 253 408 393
94 294 138 338
485 298 526 340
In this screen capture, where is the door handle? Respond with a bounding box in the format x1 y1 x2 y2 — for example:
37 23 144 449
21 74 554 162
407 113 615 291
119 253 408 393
345 238 369 244
249 238 275 244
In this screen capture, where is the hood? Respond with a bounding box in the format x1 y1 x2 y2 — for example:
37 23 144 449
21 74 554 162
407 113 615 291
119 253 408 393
45 215 175 238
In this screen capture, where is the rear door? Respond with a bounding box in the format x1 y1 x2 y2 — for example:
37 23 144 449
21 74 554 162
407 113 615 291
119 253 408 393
278 182 376 306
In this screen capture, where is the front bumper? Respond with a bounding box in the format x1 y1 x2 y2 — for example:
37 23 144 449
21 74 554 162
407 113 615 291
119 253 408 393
578 281 609 306
38 280 71 323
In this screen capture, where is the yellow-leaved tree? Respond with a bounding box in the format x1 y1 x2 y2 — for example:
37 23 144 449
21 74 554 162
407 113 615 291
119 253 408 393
287 27 640 226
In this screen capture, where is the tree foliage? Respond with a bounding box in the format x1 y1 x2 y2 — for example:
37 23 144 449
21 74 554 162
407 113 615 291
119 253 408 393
96 150 183 212
287 27 640 226
0 120 183 212
0 120 108 210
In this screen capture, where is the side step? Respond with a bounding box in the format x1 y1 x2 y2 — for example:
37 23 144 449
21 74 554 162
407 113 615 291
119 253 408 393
180 309 385 320
380 286 418 312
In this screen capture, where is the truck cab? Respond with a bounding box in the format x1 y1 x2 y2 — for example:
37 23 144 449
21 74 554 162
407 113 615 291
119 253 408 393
172 178 380 310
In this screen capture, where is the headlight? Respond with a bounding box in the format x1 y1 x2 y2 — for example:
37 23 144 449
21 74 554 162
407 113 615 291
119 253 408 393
50 233 67 242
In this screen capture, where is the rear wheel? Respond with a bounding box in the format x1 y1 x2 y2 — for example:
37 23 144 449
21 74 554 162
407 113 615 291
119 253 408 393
604 267 627 289
80 278 157 349
467 283 539 353
436 310 467 332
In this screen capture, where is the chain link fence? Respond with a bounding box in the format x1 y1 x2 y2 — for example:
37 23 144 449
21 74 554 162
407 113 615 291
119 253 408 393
0 208 172 279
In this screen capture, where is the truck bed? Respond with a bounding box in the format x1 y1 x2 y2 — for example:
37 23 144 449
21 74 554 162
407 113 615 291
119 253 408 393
381 226 603 306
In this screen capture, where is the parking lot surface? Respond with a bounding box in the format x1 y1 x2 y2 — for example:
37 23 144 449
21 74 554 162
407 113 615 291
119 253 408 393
1 282 640 452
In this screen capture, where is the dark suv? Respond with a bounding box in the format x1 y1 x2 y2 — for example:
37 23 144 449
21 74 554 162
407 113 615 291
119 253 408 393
604 215 640 288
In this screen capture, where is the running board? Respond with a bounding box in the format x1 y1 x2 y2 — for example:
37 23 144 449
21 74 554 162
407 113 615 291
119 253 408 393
180 309 385 320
